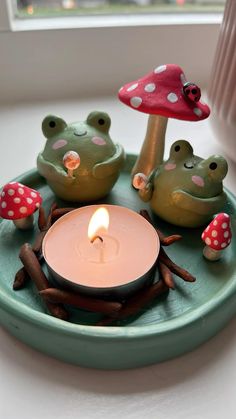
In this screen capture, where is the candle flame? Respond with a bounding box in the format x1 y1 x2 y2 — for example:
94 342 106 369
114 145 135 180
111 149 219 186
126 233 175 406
88 207 109 242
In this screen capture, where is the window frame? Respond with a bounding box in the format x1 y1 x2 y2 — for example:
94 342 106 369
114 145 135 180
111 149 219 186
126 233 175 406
0 0 222 104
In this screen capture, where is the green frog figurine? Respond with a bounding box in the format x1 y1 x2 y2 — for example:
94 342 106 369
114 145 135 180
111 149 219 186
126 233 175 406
37 111 125 202
133 140 228 228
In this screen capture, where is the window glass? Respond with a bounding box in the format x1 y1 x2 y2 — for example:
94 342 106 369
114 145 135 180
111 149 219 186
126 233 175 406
15 1 225 18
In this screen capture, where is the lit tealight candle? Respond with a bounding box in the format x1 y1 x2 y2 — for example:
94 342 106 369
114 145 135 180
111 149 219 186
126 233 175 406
42 205 160 300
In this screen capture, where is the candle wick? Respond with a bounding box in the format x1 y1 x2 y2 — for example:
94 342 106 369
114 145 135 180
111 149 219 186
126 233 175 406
90 235 103 244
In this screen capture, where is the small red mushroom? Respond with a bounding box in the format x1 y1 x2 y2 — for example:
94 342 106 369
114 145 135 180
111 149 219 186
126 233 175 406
0 182 42 230
118 64 210 178
201 213 232 261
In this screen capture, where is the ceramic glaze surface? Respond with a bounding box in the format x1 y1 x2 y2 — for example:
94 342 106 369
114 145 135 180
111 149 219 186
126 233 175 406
0 156 235 369
37 111 125 202
139 140 228 227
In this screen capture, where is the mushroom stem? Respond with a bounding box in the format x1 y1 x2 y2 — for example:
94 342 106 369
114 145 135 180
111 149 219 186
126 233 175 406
13 214 34 230
131 115 168 178
203 245 222 261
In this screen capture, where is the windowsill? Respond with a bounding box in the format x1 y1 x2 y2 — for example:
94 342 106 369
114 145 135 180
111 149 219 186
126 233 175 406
9 12 222 32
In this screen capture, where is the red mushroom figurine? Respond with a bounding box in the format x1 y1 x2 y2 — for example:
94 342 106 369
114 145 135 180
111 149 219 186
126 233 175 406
118 64 210 178
0 182 42 230
201 213 232 261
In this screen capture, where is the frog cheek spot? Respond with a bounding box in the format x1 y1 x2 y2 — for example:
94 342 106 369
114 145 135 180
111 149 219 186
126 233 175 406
91 136 106 146
52 139 68 150
164 163 176 171
192 175 205 187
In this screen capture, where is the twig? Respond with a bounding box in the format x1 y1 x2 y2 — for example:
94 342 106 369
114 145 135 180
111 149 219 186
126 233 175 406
51 207 75 222
139 210 182 246
19 243 68 320
158 261 175 289
40 288 122 317
159 247 196 283
97 279 168 326
13 267 30 290
38 206 47 231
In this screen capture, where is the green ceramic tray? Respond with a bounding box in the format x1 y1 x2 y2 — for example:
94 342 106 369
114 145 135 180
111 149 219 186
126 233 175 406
0 154 236 370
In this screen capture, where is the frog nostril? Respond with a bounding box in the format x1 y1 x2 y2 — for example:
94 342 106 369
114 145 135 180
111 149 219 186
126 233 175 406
209 162 218 170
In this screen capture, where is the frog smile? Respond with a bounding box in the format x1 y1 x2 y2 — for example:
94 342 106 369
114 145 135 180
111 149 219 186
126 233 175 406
74 131 87 137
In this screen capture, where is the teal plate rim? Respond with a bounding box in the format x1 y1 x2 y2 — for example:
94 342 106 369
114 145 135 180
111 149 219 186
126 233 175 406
0 164 236 340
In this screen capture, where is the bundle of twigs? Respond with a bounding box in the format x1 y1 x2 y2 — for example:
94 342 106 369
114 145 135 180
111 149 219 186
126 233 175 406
13 205 196 326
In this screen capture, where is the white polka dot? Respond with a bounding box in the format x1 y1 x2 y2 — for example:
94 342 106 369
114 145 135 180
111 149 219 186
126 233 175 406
222 222 228 229
1 201 7 208
180 73 187 85
213 240 219 246
27 198 33 204
1 191 5 197
31 192 37 198
193 108 203 117
19 206 27 214
9 182 16 185
130 97 142 108
205 237 211 245
127 83 138 92
35 202 40 208
8 189 15 196
221 242 227 248
167 93 178 103
213 220 218 226
206 226 210 232
212 230 218 237
224 231 229 238
8 211 14 217
14 197 21 204
144 83 156 93
154 65 167 74
18 188 24 195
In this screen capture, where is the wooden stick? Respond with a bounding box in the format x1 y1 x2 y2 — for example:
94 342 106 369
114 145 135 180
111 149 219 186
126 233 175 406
52 207 75 222
159 247 196 283
97 280 168 326
139 210 182 245
38 206 47 231
40 288 122 317
19 243 68 320
158 261 175 289
13 267 30 290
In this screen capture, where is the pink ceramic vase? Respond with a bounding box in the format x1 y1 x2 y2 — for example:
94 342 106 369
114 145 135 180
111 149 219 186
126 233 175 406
208 0 236 161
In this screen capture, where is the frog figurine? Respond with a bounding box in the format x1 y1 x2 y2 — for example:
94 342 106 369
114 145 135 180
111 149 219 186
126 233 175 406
37 111 125 202
134 140 228 228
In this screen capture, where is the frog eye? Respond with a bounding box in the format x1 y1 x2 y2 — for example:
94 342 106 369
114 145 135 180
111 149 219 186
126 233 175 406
42 115 67 138
169 140 193 161
209 162 217 170
86 111 111 133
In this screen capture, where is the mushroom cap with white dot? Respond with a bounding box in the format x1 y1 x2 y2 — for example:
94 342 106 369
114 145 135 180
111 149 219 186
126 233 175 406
0 182 42 220
118 64 210 121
